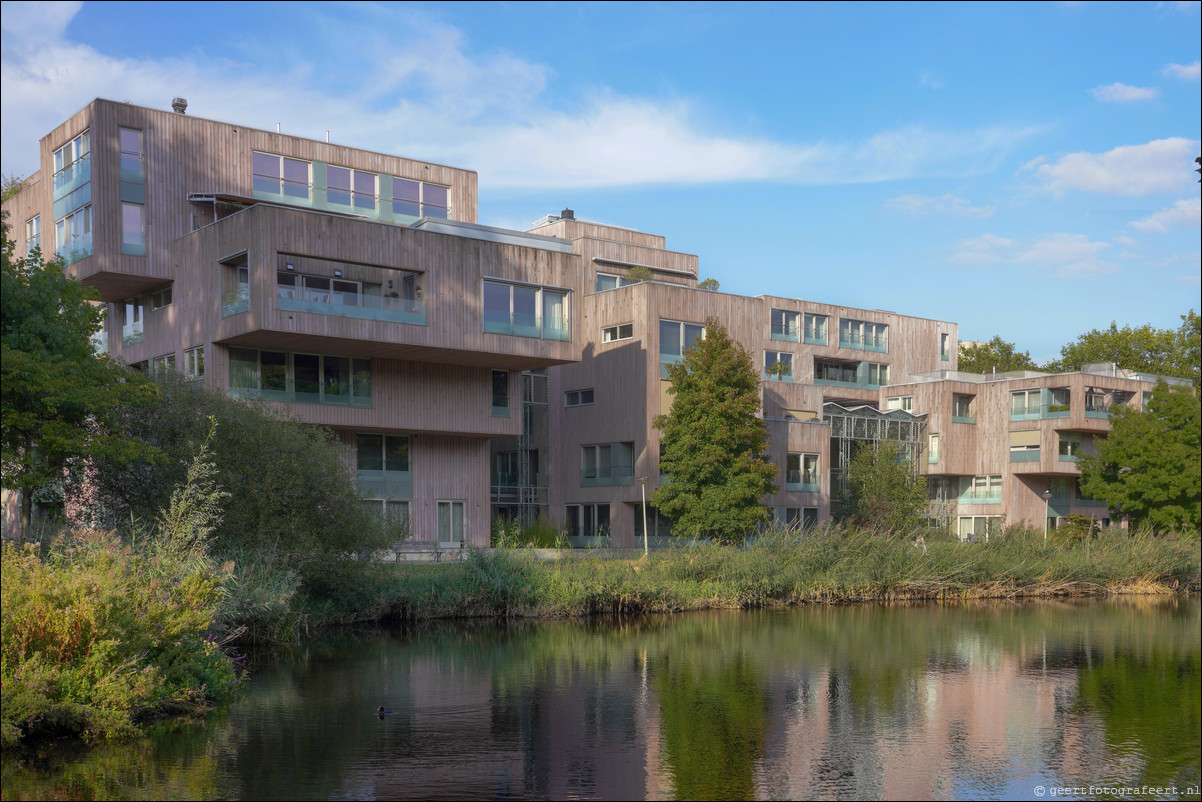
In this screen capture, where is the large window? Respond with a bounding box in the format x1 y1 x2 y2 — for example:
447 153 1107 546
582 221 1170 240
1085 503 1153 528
763 350 794 382
53 131 90 197
771 309 800 342
253 152 311 199
277 268 424 324
121 203 145 255
327 166 377 211
566 504 611 538
55 205 92 264
229 348 372 406
786 453 819 491
121 296 144 346
392 178 448 219
356 434 411 501
437 500 465 543
492 371 510 416
581 442 635 486
1010 389 1041 419
961 475 1002 503
815 358 888 387
659 319 704 377
483 280 569 340
1059 432 1085 461
25 216 40 254
803 313 828 345
184 346 204 379
839 318 889 352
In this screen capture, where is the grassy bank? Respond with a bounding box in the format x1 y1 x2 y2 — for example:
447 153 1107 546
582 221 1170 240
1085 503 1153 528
237 525 1201 634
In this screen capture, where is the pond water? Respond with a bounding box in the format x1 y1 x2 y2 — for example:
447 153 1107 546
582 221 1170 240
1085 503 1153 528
4 599 1200 801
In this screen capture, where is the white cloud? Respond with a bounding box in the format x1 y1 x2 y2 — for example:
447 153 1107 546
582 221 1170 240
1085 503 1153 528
1112 234 1136 247
884 193 994 218
1131 198 1202 233
950 232 1115 276
0 2 1042 191
1089 83 1159 102
1023 138 1199 196
1162 61 1202 79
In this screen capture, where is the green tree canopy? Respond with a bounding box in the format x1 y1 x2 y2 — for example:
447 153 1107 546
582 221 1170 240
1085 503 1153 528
836 439 929 534
957 336 1038 374
1078 382 1201 533
1 220 152 533
1045 312 1199 384
652 319 777 542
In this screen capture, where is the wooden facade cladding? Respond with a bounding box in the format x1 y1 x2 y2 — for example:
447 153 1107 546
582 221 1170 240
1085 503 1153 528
528 218 666 249
17 99 478 301
150 203 581 371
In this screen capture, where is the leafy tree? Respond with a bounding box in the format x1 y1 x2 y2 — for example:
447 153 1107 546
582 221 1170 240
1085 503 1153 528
81 373 395 565
1 173 28 202
653 319 777 542
958 335 1037 374
697 277 720 291
624 265 653 283
1 221 152 534
1078 381 1201 533
1045 313 1198 383
836 439 929 533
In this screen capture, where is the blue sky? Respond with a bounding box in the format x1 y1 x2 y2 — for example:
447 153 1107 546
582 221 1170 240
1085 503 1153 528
2 1 1198 363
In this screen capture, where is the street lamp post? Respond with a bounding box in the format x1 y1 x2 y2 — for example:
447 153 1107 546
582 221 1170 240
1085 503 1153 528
637 476 649 558
1042 487 1054 542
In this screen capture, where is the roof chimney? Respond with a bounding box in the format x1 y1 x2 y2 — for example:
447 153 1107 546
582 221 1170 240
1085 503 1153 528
561 208 574 220
172 97 188 114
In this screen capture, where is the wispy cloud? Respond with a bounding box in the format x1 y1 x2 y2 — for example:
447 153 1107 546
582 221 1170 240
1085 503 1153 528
1131 198 1202 233
950 232 1115 276
1089 82 1159 102
884 193 994 218
1162 60 1202 79
0 3 1042 191
1022 138 1199 196
918 70 943 89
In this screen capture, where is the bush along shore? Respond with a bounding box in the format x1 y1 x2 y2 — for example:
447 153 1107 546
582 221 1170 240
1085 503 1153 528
4 518 1199 749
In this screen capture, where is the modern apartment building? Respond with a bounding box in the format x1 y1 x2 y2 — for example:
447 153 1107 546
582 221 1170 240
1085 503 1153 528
3 99 1186 544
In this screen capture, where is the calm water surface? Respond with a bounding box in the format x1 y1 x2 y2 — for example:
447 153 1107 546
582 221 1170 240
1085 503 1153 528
4 599 1200 801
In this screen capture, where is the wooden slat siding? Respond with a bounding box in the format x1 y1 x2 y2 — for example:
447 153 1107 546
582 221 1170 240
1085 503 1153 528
889 371 1167 528
550 282 961 545
335 430 491 546
527 218 666 249
137 203 581 371
36 99 478 300
0 173 48 257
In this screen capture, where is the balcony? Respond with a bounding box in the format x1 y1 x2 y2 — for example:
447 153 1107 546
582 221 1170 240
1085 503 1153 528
952 415 977 425
580 466 635 488
278 290 426 326
57 233 93 266
1010 449 1040 463
838 333 888 353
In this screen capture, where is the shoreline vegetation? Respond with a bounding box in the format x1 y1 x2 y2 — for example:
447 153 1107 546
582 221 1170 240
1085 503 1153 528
4 515 1199 750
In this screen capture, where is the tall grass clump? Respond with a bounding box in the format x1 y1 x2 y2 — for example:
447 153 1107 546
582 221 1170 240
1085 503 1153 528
490 517 568 548
1 429 239 748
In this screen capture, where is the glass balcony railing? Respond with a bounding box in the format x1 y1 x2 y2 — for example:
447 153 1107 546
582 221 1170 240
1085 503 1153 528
53 155 91 198
278 289 426 326
839 333 888 353
1010 450 1040 463
57 233 93 266
580 466 635 487
770 323 799 342
952 415 977 424
221 286 250 318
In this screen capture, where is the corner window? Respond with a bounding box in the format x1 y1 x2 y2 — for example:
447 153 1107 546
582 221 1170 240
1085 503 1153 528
55 206 92 264
602 323 633 343
952 394 975 423
659 319 704 377
786 453 819 491
1059 433 1085 461
150 286 172 310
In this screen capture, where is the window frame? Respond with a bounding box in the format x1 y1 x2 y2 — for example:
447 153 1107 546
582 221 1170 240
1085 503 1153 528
565 388 595 407
763 350 794 382
771 309 800 342
601 323 634 343
252 151 313 200
483 279 570 340
436 500 466 544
